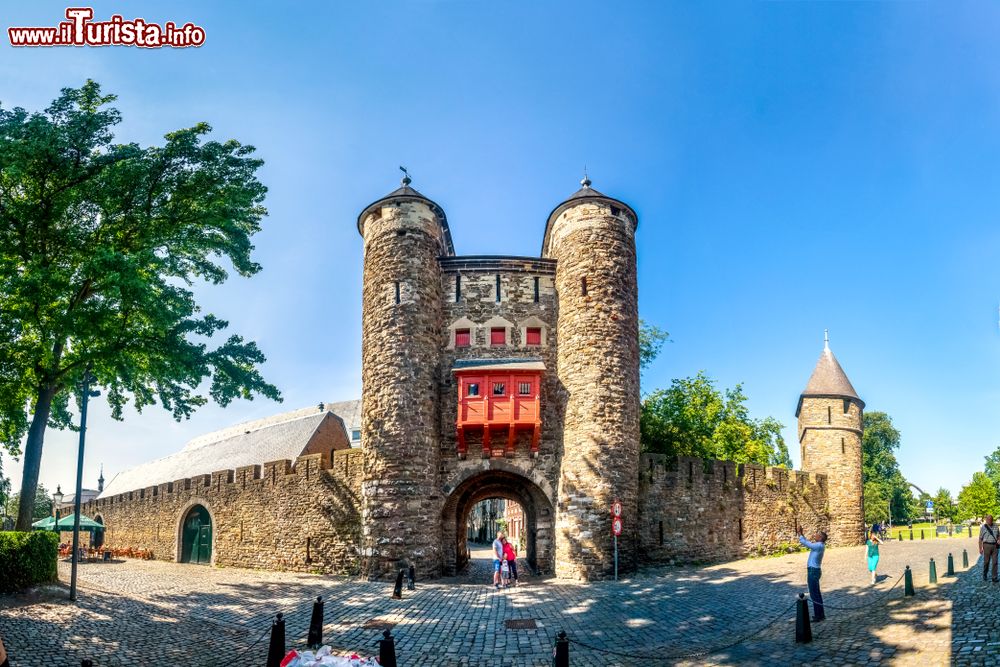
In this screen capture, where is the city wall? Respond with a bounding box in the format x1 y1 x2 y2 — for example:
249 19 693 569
82 449 364 574
637 454 829 564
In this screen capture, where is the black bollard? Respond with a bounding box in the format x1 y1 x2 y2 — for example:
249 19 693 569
969 526 973 538
947 553 955 576
307 595 324 649
795 593 812 643
964 549 969 568
266 613 286 667
553 630 570 666
379 628 398 667
904 565 915 596
929 558 937 584
392 568 405 599
921 529 925 540
408 564 416 591
909 529 913 541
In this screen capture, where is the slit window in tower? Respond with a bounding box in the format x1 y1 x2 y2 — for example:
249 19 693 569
581 276 588 296
843 399 850 413
533 277 540 302
658 521 664 545
827 406 832 424
455 328 471 348
491 327 506 346
394 281 400 304
526 327 542 346
495 274 501 302
455 275 461 302
841 437 845 454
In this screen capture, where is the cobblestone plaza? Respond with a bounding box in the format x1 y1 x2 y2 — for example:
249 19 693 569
1 536 992 666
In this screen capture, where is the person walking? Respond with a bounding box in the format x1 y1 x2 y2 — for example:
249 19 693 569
980 514 999 582
797 525 828 622
502 536 519 587
492 531 506 589
866 529 882 585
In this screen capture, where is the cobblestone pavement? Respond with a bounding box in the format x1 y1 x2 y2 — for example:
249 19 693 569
0 536 988 666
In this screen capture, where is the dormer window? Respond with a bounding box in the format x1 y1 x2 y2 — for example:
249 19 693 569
526 327 541 346
491 328 506 346
455 328 471 347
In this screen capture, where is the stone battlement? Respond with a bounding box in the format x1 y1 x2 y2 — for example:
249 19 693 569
640 454 827 491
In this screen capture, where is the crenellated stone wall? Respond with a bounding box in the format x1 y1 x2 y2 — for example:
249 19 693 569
82 449 364 574
637 454 829 565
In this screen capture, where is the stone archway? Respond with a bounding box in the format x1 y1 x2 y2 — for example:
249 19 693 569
178 503 213 565
441 468 554 575
93 514 105 549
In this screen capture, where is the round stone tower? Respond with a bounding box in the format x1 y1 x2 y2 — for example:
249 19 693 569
542 177 640 580
357 174 453 579
797 331 865 547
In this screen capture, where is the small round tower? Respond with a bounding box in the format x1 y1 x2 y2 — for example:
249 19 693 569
542 176 640 580
797 331 865 546
357 173 452 579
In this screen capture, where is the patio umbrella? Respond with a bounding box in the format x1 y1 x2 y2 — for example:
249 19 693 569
55 514 103 530
31 516 57 530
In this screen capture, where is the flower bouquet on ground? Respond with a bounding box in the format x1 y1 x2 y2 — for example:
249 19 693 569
280 646 381 666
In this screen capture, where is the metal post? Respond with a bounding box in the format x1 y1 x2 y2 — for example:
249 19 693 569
947 553 955 576
408 564 416 590
307 596 324 648
392 568 404 599
929 558 937 584
964 549 969 568
904 565 914 596
795 594 812 643
921 529 924 540
909 529 913 541
266 613 286 667
552 630 569 666
614 534 618 582
70 371 98 603
378 628 398 667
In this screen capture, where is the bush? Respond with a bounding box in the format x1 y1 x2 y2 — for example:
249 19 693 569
0 531 58 593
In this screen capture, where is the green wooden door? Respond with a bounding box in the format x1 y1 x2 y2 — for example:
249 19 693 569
181 505 212 564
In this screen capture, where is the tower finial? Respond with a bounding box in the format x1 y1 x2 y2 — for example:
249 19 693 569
399 165 411 187
824 328 830 350
98 464 104 492
581 166 591 189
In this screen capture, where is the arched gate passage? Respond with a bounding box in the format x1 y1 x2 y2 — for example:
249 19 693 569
180 504 213 565
441 469 554 575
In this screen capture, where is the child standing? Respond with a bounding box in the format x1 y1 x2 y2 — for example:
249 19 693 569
866 530 882 585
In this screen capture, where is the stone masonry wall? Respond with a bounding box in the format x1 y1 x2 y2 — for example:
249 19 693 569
637 454 829 564
799 397 864 547
546 201 641 580
360 200 446 579
82 449 364 574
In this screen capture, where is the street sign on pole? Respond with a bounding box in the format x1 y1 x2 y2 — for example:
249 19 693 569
610 500 623 582
612 517 623 536
611 500 622 518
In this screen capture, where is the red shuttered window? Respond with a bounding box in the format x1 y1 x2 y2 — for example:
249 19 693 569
455 329 471 347
491 327 506 346
526 327 541 346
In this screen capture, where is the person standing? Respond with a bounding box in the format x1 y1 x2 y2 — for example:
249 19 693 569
492 531 506 589
866 529 882 585
797 525 828 622
502 536 519 587
980 515 999 582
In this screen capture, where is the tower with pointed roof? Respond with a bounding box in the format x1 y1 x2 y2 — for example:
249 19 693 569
357 171 450 579
544 175 640 579
797 331 865 546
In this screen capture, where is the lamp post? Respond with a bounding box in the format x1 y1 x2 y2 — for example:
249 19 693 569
70 370 99 603
53 485 64 534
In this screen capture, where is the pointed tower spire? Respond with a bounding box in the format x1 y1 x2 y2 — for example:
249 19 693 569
98 464 104 493
824 328 829 350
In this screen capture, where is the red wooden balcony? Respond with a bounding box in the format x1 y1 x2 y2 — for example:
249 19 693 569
453 361 543 459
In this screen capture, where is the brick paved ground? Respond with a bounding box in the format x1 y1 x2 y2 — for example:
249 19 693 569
0 535 988 666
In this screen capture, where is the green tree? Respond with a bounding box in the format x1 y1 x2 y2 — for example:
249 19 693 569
863 481 889 525
640 371 791 467
0 82 281 529
861 412 915 523
932 487 957 523
639 320 669 370
5 484 53 522
957 472 1000 522
984 445 1000 490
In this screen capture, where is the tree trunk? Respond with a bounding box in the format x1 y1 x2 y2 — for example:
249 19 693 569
15 385 57 530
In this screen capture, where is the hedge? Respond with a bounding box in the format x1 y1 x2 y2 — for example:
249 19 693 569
0 531 59 593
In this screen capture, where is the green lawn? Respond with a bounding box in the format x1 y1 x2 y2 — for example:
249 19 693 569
887 522 974 540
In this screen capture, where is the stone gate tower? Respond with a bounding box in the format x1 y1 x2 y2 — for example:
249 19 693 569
357 174 451 578
797 332 865 546
542 177 641 579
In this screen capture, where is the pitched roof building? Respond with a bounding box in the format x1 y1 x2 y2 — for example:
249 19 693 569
98 401 361 499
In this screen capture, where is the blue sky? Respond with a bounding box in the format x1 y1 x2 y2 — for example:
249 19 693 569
2 1 999 499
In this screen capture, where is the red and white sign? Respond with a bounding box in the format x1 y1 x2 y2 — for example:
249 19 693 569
612 516 623 536
611 499 622 518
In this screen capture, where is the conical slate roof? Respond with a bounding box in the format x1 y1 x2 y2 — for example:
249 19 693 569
541 177 637 255
357 176 454 255
796 342 864 415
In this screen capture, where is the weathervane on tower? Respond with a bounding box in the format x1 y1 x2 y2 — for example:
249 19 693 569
399 165 411 186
